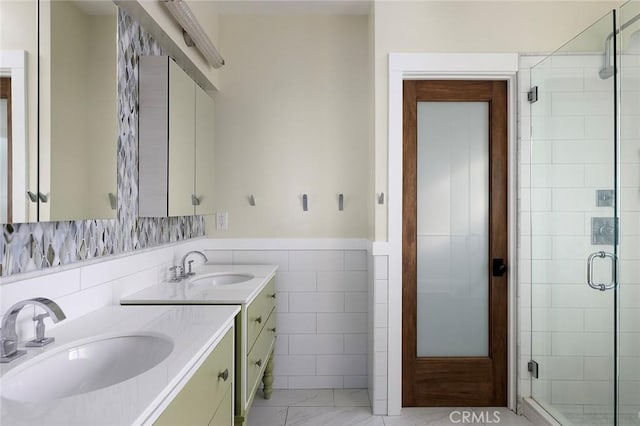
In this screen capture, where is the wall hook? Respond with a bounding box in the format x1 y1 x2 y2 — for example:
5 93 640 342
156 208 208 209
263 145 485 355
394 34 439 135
338 193 344 211
302 194 308 211
248 194 256 206
377 192 384 205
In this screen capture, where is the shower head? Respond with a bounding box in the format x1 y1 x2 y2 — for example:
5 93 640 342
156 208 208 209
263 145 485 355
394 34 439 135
598 13 640 80
598 35 614 80
599 66 615 79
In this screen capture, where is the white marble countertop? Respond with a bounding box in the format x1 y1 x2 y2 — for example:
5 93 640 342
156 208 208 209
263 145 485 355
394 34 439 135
120 264 278 306
0 304 240 426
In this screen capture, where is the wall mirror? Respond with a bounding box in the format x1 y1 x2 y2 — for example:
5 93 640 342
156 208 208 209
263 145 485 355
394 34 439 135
0 0 118 225
139 56 215 218
38 0 118 222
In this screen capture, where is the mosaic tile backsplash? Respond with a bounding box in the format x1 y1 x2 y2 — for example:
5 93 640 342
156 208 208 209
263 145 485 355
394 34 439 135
0 9 205 277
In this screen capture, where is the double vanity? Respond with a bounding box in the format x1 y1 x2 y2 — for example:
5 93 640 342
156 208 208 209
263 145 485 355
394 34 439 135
0 263 278 426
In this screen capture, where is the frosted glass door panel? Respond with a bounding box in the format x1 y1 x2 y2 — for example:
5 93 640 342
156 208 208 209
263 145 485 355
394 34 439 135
416 102 489 357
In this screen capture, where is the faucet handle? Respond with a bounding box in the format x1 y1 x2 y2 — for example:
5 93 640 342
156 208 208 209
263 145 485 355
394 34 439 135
1 297 65 363
168 266 180 282
25 313 55 347
187 260 195 276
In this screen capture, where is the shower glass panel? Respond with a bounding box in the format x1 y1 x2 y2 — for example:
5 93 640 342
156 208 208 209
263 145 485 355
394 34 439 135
529 11 617 425
618 2 640 424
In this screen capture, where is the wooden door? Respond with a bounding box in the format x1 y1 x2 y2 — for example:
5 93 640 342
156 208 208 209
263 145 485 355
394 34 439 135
402 80 508 407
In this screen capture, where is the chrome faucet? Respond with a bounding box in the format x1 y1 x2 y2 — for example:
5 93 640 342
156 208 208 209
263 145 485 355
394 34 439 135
1 298 66 363
180 250 208 278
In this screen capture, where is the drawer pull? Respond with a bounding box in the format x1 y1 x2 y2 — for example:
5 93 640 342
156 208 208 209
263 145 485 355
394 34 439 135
218 369 229 382
269 327 276 333
268 293 276 299
255 316 263 324
255 359 263 367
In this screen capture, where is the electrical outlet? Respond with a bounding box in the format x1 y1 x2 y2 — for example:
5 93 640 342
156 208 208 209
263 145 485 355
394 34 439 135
216 212 228 230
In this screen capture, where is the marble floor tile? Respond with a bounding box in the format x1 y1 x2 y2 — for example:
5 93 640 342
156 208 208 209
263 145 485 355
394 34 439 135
581 413 615 426
619 414 640 426
382 407 532 426
335 389 372 407
250 390 536 426
247 406 288 426
286 406 384 426
488 408 534 426
382 407 455 426
253 389 335 407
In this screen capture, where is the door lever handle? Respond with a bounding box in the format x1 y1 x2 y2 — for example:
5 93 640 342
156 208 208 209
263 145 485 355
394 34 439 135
492 258 507 277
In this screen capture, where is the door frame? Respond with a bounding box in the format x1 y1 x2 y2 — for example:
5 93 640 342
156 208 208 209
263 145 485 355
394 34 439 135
0 51 29 222
386 53 519 415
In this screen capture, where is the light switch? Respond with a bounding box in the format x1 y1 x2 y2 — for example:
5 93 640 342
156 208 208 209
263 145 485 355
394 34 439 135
216 212 228 230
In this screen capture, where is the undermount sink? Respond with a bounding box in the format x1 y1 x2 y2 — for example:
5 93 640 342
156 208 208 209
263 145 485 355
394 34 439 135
1 333 174 402
190 273 255 286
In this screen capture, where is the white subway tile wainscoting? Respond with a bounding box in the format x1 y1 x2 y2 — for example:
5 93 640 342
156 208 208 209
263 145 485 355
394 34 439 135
200 244 371 393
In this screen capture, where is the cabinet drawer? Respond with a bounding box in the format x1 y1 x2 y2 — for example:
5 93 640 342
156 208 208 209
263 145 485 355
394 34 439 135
155 327 234 426
246 312 276 400
246 277 276 351
208 387 232 426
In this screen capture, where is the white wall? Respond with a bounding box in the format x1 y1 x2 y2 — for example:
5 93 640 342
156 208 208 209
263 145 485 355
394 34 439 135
211 15 371 239
369 254 388 414
373 0 621 240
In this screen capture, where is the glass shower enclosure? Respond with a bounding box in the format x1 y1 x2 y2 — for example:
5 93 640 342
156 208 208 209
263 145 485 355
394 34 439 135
527 2 640 425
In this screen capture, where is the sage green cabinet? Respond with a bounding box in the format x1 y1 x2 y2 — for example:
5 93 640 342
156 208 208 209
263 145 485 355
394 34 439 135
235 277 277 426
155 325 234 426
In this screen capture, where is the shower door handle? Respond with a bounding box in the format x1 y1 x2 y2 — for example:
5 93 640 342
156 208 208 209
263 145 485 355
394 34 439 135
587 251 617 291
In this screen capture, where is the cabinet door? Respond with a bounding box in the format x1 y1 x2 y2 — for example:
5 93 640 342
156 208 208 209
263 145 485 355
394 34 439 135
246 311 276 404
168 60 195 217
195 85 215 215
155 327 234 426
209 388 232 426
